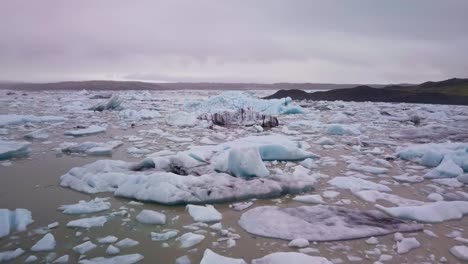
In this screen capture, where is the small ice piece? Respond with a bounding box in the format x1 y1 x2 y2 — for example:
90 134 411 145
59 198 111 214
376 201 468 223
365 237 379 245
450 245 468 261
176 232 205 248
0 114 64 127
31 233 56 251
326 124 360 135
299 158 318 169
78 253 144 264
392 174 424 183
0 140 31 160
60 141 122 156
288 238 310 248
322 191 340 199
433 178 464 188
200 249 246 264
64 125 106 137
396 237 420 254
25 255 38 263
97 235 118 244
150 230 178 241
48 222 59 229
425 158 463 179
230 202 254 211
175 255 191 264
66 216 107 228
115 238 139 248
328 176 392 192
427 193 444 202
24 129 49 140
315 137 335 145
0 248 25 262
252 252 332 264
354 190 423 206
293 194 324 204
225 146 269 178
348 163 388 175
53 255 69 263
106 245 120 255
166 111 198 127
73 241 97 254
88 94 123 111
136 210 166 225
0 208 33 237
127 147 151 155
420 150 444 167
186 205 222 223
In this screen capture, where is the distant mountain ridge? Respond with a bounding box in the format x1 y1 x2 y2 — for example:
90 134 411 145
264 78 468 106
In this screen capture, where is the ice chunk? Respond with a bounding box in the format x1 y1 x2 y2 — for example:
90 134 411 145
0 114 64 127
186 205 222 223
73 241 97 254
376 201 468 223
200 249 246 264
252 252 332 264
293 194 324 204
223 146 269 178
135 210 166 225
166 111 198 127
176 232 205 248
115 238 139 248
66 216 108 228
354 190 423 206
392 174 424 183
394 234 420 254
420 150 444 167
97 235 118 244
185 91 304 115
239 205 422 241
328 176 392 192
31 233 56 251
119 109 161 120
127 147 151 155
150 230 178 241
60 141 122 156
59 198 111 214
326 124 360 135
24 129 49 140
425 158 463 179
199 108 279 128
288 238 310 248
88 94 123 111
53 255 69 263
64 125 106 137
78 254 144 264
230 201 254 211
0 140 31 160
458 174 468 184
0 208 33 237
315 137 335 145
175 255 191 264
0 248 24 262
105 245 120 255
347 163 388 175
450 245 468 261
25 255 38 263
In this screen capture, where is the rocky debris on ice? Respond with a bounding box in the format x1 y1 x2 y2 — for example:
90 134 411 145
251 252 332 264
0 208 33 238
0 114 64 127
88 94 123 111
59 198 111 214
31 233 56 251
135 209 166 225
78 254 144 264
186 204 222 222
377 201 468 223
64 125 106 137
0 140 31 160
450 245 468 261
200 249 246 264
328 176 392 192
238 205 422 241
198 108 279 128
0 248 25 262
176 232 205 248
185 91 304 115
73 241 97 254
60 141 122 156
66 216 108 228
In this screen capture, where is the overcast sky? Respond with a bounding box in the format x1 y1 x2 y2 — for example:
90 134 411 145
1 1 467 84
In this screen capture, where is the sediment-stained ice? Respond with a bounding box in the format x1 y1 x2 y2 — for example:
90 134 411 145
200 249 246 264
0 140 31 160
252 252 332 264
0 208 33 238
238 205 422 241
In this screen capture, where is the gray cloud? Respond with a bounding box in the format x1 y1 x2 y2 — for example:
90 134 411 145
0 0 467 83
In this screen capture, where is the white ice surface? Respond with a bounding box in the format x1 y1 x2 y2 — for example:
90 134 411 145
186 205 222 223
66 216 108 228
31 233 56 251
78 254 144 264
200 249 246 264
0 140 31 160
252 252 332 264
136 210 166 225
0 208 33 238
377 201 468 223
64 125 106 137
59 198 111 214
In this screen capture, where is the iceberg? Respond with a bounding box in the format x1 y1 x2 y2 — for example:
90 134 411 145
0 114 64 127
64 125 106 137
200 249 246 264
222 146 270 178
135 210 166 225
0 208 33 238
88 94 123 111
176 232 205 248
238 205 422 241
0 140 31 160
58 198 111 214
198 108 279 128
252 252 332 264
66 216 108 228
31 233 56 251
60 141 122 156
186 204 222 222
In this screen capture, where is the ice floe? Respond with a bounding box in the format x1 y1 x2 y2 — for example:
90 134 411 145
176 232 205 248
135 209 166 225
60 141 122 156
0 208 33 238
66 216 108 228
200 249 246 264
0 114 64 127
31 233 56 251
186 204 222 222
0 248 25 262
251 252 332 264
78 254 144 264
73 241 97 254
0 140 31 160
64 125 106 137
328 176 392 192
59 197 111 214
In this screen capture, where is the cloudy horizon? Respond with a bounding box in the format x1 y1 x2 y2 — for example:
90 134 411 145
1 0 467 84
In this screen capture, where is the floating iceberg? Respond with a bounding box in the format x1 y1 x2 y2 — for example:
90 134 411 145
252 252 332 264
200 249 246 264
64 125 106 137
58 198 111 214
31 233 56 251
0 140 31 160
328 176 392 192
186 204 222 222
136 210 166 225
60 141 122 156
238 205 421 241
185 91 304 115
88 94 123 111
376 201 468 223
0 248 24 262
66 216 108 228
0 208 33 238
0 114 64 127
